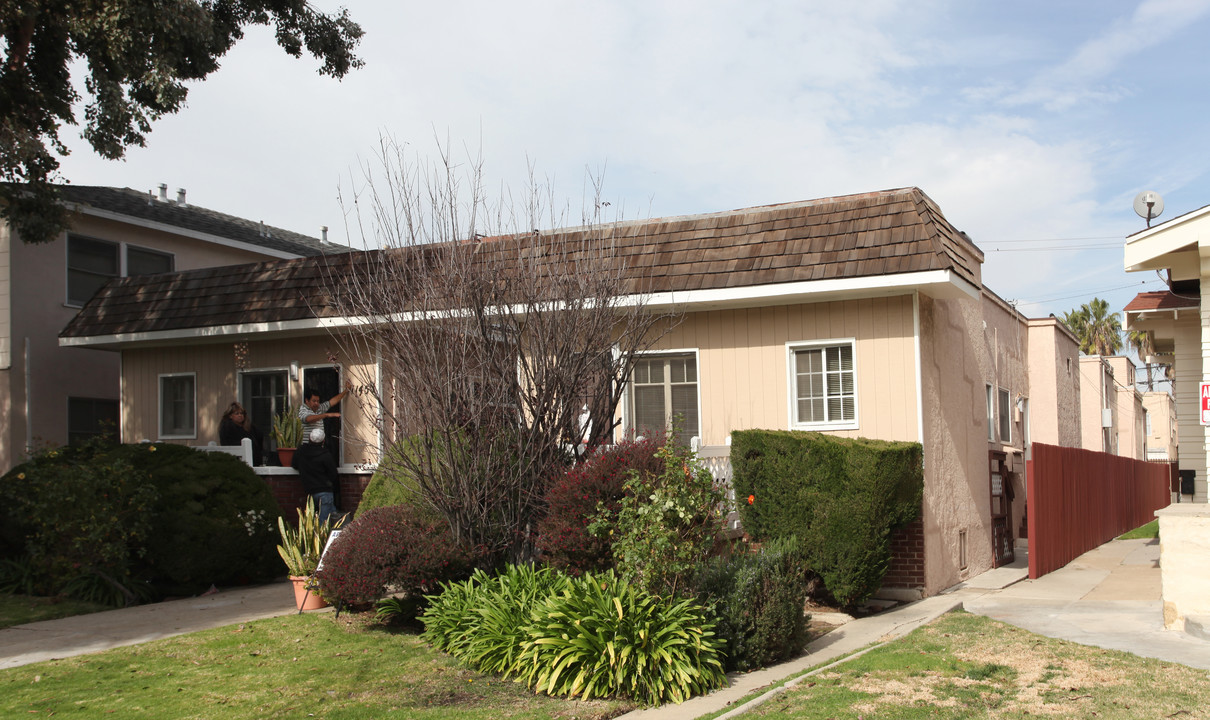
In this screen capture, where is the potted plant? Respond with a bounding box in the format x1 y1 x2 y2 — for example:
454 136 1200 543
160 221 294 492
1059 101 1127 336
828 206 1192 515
277 497 342 611
272 406 304 467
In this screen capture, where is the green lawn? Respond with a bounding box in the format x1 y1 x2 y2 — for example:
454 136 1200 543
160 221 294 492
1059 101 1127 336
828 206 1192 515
722 611 1209 720
0 594 110 629
1118 519 1159 540
0 611 632 719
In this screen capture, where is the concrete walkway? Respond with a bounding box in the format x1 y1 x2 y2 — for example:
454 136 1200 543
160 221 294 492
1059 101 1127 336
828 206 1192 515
0 580 301 670
1 538 1207 720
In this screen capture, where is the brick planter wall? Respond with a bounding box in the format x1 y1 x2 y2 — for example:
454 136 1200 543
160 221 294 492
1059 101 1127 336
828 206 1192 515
260 469 373 517
883 518 925 590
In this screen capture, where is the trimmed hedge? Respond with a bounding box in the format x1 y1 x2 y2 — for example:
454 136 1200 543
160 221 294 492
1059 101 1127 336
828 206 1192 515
0 441 282 601
731 430 922 608
356 438 432 518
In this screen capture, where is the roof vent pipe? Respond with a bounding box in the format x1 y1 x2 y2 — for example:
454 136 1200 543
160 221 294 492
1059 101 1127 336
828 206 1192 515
158 183 168 202
321 226 328 243
176 188 187 207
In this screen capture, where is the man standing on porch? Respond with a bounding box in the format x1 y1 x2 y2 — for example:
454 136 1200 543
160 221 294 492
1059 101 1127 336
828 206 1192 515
299 379 353 441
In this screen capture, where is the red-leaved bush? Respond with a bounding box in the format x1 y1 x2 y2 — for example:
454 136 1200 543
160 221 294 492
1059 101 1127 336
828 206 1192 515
314 505 471 607
536 436 663 575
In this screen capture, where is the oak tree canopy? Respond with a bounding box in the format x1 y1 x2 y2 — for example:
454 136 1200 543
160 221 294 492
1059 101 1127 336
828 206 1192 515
1 0 364 244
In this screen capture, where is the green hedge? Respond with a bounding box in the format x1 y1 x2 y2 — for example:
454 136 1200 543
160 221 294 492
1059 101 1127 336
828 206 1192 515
731 430 922 608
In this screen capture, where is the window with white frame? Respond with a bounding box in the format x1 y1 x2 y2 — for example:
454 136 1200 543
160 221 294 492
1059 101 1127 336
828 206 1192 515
998 387 1011 443
67 235 175 306
789 341 856 428
240 370 289 443
159 373 196 438
985 384 995 442
629 353 698 445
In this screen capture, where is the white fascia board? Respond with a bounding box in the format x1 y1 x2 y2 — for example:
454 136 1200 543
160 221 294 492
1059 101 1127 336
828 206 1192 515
60 269 979 349
1123 207 1210 272
73 205 305 260
635 269 978 312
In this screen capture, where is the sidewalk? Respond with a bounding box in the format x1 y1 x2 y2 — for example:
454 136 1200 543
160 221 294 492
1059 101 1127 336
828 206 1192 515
0 580 301 670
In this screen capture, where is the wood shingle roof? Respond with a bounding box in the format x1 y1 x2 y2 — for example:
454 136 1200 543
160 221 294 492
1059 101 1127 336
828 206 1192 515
61 187 983 342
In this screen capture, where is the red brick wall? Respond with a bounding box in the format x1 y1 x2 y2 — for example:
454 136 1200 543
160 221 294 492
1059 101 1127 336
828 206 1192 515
883 517 925 589
263 472 372 517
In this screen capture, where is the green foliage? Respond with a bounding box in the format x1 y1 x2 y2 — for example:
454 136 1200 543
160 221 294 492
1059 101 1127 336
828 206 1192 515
1 0 364 244
276 496 343 577
422 566 726 705
732 430 923 608
693 537 810 671
1060 297 1123 356
272 407 304 448
0 439 156 604
421 565 572 678
356 437 440 518
516 570 727 705
591 438 725 597
537 436 663 575
105 443 284 596
315 505 472 608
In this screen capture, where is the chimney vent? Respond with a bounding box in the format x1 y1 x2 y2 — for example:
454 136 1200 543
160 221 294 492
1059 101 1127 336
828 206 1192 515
176 188 187 207
321 226 328 243
158 183 168 202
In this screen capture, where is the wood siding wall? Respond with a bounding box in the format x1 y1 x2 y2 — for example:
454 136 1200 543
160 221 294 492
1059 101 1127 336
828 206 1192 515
647 295 919 445
121 338 379 465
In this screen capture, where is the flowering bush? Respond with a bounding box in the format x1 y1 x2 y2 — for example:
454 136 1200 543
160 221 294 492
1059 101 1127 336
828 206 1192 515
591 438 725 597
536 436 662 574
315 505 471 608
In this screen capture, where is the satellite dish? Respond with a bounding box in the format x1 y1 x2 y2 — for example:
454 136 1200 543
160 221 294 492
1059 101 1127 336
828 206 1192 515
1133 191 1164 227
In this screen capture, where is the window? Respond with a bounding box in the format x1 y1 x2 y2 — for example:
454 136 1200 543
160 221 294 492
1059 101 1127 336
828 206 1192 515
789 341 856 429
997 387 1011 443
240 370 289 443
985 384 995 442
159 373 196 438
127 246 173 276
67 397 119 444
630 353 698 445
67 236 119 305
66 235 175 306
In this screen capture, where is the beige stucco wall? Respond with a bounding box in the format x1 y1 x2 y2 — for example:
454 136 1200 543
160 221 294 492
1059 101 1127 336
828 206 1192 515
1106 356 1146 460
1079 356 1115 453
917 292 996 594
1142 391 1177 461
1 212 294 472
1026 318 1082 447
120 337 379 466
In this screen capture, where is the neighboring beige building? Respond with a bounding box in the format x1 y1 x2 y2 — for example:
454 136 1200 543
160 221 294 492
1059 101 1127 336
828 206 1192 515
61 187 1085 597
1142 390 1178 462
1026 317 1082 449
1123 201 1210 503
1079 356 1117 454
1105 356 1146 461
0 185 346 472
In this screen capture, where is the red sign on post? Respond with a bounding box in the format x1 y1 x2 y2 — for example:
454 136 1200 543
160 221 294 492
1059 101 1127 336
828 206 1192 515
1202 382 1210 425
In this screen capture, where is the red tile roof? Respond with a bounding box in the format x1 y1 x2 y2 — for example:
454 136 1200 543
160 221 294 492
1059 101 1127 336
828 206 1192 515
61 187 983 340
1123 290 1199 312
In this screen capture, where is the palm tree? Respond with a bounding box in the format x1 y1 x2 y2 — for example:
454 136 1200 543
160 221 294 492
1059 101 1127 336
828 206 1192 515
1127 329 1155 391
1061 298 1123 356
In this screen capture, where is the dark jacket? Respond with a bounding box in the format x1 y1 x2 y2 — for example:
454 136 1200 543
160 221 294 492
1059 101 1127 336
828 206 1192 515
219 419 264 466
291 443 338 495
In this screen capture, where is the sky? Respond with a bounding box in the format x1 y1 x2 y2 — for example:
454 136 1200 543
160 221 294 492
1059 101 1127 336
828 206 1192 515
54 0 1210 323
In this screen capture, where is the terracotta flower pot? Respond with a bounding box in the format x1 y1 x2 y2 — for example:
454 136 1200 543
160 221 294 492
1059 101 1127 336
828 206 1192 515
290 575 328 611
278 448 296 467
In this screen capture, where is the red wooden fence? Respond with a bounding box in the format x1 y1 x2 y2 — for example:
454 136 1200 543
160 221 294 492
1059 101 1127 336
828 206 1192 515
1026 442 1171 579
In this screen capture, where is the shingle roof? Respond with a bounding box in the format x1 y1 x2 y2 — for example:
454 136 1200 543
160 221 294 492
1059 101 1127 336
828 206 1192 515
61 187 983 340
58 185 348 257
1123 291 1199 312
